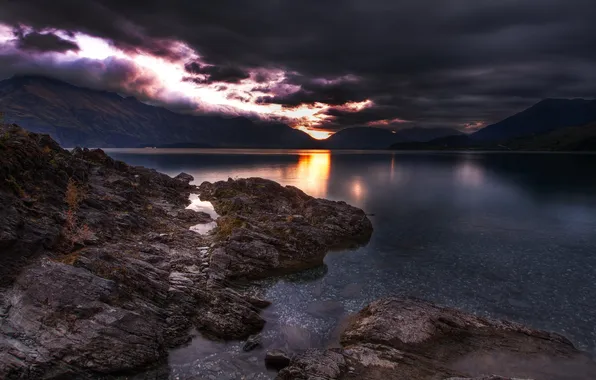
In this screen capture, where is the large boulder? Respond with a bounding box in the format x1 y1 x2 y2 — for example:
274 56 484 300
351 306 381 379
278 298 596 380
198 178 373 279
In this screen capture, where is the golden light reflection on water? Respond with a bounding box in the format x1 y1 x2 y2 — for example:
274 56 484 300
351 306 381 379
293 150 331 198
350 177 366 201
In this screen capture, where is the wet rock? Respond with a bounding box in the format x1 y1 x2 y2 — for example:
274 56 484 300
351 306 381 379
277 349 344 379
279 298 596 380
243 334 263 352
246 296 272 309
194 287 266 340
265 349 291 371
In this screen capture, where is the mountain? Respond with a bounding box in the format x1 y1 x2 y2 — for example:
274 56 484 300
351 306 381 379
390 123 596 151
471 98 596 141
389 134 473 150
0 75 318 148
322 126 462 149
390 98 596 151
505 122 596 151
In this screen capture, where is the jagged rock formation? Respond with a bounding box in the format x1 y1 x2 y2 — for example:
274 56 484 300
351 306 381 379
0 124 373 379
277 298 596 380
198 178 373 280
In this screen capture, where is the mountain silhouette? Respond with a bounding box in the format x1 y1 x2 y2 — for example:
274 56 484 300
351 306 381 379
0 75 317 148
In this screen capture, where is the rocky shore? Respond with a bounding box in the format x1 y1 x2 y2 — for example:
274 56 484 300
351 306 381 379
0 124 372 379
277 298 596 380
1 124 594 380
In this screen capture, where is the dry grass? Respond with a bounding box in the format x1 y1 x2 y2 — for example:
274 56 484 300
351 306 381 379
66 179 84 210
216 216 246 239
41 145 54 156
53 250 83 265
62 179 93 250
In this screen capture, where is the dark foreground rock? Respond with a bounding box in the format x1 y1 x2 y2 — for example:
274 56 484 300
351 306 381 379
278 298 596 380
199 178 373 280
0 125 373 379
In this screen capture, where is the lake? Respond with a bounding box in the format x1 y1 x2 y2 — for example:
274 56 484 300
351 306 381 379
105 149 596 379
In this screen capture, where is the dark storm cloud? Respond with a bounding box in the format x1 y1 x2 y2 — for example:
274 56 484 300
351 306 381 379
2 0 596 131
258 76 369 106
184 62 250 84
13 30 80 53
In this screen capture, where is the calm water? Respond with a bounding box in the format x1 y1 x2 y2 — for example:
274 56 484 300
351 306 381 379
105 149 596 379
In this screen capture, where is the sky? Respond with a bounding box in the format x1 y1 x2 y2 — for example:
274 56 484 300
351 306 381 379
1 1 596 139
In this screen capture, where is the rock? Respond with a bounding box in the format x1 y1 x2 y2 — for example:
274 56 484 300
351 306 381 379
243 334 263 352
0 126 373 379
246 296 272 309
176 208 212 223
278 298 596 380
174 172 194 183
265 349 292 371
277 349 344 379
193 287 266 340
198 178 373 280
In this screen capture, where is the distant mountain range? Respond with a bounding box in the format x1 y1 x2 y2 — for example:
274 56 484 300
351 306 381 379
2 75 593 151
0 75 317 148
0 75 464 149
391 98 596 151
323 126 462 149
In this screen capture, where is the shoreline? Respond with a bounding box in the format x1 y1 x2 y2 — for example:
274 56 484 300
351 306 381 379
1 124 594 380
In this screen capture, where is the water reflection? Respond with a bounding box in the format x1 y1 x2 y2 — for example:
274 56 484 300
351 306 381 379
294 150 330 198
350 177 366 202
456 157 486 188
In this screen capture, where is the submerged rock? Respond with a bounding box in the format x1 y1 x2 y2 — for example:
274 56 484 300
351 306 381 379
278 298 596 380
265 349 292 371
0 125 373 379
243 334 263 352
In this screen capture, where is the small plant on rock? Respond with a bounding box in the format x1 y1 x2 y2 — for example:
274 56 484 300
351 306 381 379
62 179 94 249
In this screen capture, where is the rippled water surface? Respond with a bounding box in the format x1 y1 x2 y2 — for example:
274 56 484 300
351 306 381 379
105 149 596 379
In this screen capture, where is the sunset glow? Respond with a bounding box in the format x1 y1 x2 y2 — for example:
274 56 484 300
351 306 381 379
0 25 373 139
368 117 409 126
295 151 331 197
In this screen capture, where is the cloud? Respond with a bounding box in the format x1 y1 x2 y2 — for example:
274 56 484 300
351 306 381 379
257 76 369 107
1 0 596 132
14 30 80 53
184 62 250 84
0 47 158 101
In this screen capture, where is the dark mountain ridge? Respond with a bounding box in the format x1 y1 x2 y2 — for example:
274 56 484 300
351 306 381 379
0 75 465 149
322 126 463 149
391 98 596 151
0 75 318 148
472 98 596 141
